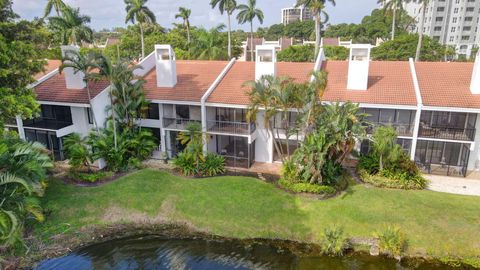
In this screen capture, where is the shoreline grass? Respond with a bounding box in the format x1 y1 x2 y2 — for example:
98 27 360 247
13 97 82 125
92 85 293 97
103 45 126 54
36 169 480 262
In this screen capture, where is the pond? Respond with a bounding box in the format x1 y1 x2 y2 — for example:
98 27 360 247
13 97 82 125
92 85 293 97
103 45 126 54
35 235 459 270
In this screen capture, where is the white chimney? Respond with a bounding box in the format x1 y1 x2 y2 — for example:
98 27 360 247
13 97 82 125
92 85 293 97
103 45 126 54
60 45 86 89
470 51 480 94
347 44 372 91
154 44 177 87
255 45 276 80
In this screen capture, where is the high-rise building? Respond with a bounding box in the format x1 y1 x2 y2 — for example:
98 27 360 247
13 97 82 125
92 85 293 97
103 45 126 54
403 0 480 58
281 5 314 25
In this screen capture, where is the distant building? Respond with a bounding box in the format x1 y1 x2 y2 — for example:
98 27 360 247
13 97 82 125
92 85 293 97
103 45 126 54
320 37 353 48
403 0 480 59
281 5 314 25
240 37 294 61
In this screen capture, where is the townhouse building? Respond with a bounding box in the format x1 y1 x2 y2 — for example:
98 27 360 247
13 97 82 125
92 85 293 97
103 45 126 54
8 44 480 177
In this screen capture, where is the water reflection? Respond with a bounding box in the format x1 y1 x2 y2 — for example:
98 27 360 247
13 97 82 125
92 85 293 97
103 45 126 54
35 235 456 270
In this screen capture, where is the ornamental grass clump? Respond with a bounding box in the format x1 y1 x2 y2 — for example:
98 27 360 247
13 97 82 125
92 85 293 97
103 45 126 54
375 225 406 258
319 226 349 256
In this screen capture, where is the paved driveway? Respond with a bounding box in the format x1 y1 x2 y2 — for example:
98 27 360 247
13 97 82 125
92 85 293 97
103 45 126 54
425 174 480 196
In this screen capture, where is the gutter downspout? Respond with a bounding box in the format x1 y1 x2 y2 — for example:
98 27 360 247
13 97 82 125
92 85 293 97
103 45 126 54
200 58 236 153
409 58 424 161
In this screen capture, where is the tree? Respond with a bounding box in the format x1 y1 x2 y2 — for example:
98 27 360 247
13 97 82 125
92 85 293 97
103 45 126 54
0 0 17 22
371 34 445 61
323 45 349 60
48 6 93 45
59 50 101 131
175 7 191 45
124 0 156 59
296 0 335 57
43 0 67 17
284 20 315 40
371 126 401 170
210 0 237 59
0 133 52 251
379 0 404 40
412 0 430 61
277 44 315 62
191 26 229 60
236 0 264 62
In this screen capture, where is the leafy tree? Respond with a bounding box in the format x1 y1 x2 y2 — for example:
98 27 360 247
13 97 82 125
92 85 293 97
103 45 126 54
63 133 93 172
296 0 335 57
371 126 401 170
284 20 315 40
262 23 285 40
48 6 93 45
323 45 349 60
237 0 264 62
59 49 101 131
277 44 314 62
378 0 404 40
124 0 156 59
0 0 17 22
43 0 67 17
0 133 52 251
372 34 445 61
175 7 191 45
210 0 237 59
191 26 230 60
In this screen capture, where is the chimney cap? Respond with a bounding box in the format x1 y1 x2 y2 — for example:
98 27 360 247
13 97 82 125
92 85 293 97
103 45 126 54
154 44 175 61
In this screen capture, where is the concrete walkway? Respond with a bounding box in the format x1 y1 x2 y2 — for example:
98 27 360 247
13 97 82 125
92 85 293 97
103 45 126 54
424 174 480 196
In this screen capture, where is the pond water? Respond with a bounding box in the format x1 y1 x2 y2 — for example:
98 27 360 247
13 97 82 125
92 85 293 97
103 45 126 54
35 235 460 270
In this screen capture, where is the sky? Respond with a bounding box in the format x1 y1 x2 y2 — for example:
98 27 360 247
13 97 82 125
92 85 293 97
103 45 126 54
12 0 379 31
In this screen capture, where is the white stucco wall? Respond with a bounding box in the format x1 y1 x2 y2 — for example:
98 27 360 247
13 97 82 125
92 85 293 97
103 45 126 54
254 111 273 163
467 113 480 171
70 107 91 137
90 88 110 129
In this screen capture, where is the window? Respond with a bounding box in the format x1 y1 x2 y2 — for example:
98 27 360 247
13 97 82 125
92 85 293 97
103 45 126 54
175 105 190 119
466 7 475 12
454 8 459 14
434 26 442 31
437 7 445 12
465 16 473 21
433 36 441 41
450 36 455 42
463 26 472 31
451 27 456 32
87 108 93 124
462 35 470 40
146 103 160 120
435 17 444 22
453 17 458 23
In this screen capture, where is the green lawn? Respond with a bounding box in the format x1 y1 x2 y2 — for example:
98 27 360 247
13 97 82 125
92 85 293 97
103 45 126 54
38 169 480 259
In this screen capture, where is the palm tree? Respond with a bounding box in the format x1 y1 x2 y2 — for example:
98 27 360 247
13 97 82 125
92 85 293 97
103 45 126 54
175 7 192 45
0 134 52 249
63 133 93 172
237 0 264 62
191 25 229 60
210 0 237 59
124 0 156 60
371 126 401 170
410 0 430 61
43 0 67 17
296 0 335 57
60 50 101 131
48 6 93 45
379 0 404 40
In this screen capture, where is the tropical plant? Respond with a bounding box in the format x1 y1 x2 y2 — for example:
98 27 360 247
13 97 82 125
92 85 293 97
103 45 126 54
124 0 156 59
175 7 191 45
191 25 229 60
210 0 237 59
371 126 402 171
320 226 349 256
201 153 226 177
48 6 93 46
43 0 67 17
176 122 204 168
296 0 335 57
172 151 198 176
236 0 264 62
0 133 52 251
63 133 92 172
59 49 101 131
379 0 404 40
277 44 315 62
375 225 406 257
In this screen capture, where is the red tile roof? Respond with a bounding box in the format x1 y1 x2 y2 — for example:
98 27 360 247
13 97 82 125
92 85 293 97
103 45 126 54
142 60 229 102
34 60 62 80
34 73 110 104
322 61 418 106
207 61 315 105
414 62 480 109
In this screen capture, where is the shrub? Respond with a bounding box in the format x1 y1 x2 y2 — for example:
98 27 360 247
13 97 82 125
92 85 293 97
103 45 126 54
281 158 300 183
172 152 198 176
359 169 428 190
320 226 349 256
279 178 337 195
375 225 406 257
69 171 114 183
358 153 380 175
201 153 225 177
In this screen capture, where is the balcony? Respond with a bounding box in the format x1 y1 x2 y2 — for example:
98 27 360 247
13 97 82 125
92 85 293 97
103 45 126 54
163 117 200 130
207 120 255 135
23 119 73 131
367 122 414 137
418 126 476 141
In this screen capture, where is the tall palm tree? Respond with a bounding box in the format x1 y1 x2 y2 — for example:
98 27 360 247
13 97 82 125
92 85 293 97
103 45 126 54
191 25 229 60
175 7 192 45
410 0 430 61
124 0 156 60
210 0 237 59
236 0 264 62
48 6 93 46
43 0 67 17
296 0 335 58
379 0 404 40
60 50 101 132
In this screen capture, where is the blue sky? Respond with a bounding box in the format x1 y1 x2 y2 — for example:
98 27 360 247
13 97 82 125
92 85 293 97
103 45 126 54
12 0 379 31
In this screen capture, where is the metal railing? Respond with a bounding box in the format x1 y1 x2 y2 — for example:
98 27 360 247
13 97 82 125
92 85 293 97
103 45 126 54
366 122 414 137
207 120 255 135
418 126 476 141
163 117 200 130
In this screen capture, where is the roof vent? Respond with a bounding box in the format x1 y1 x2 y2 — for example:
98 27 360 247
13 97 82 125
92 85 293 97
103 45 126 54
347 44 371 91
255 45 277 80
60 45 86 90
470 51 480 94
154 45 177 88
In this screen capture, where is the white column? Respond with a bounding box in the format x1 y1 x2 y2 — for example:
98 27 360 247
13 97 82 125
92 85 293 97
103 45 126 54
159 104 166 153
410 106 422 160
16 115 25 139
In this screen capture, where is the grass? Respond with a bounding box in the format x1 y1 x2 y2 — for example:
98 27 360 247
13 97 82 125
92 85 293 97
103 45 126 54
37 169 480 260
